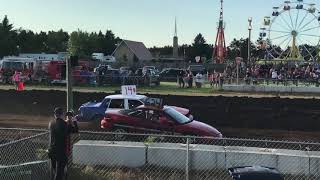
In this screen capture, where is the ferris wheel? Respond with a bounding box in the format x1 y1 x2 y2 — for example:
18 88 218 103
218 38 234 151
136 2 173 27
259 0 320 62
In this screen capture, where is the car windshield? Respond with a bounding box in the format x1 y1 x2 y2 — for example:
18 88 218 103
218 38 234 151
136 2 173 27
101 98 111 107
164 107 191 124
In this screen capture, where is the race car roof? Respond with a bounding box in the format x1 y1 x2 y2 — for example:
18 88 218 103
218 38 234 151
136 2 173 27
105 94 147 100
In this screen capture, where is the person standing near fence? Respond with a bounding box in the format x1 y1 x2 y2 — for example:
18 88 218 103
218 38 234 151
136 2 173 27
195 72 204 88
178 70 185 88
214 71 219 88
219 71 225 89
208 71 214 87
12 71 20 91
64 111 79 180
187 70 193 88
48 107 78 180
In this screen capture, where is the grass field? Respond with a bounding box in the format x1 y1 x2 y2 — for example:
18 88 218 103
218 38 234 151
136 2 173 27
1 82 216 96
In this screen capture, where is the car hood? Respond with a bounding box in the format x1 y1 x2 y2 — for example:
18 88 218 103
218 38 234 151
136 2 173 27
81 102 102 108
185 120 222 137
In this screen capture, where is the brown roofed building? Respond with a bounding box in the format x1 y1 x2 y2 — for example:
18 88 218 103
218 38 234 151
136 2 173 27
112 40 153 68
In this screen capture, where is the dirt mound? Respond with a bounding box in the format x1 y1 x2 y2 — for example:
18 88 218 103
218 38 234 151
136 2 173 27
0 90 320 132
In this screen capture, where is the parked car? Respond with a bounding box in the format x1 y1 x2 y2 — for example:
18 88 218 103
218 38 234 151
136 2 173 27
95 67 120 85
135 68 143 76
94 64 112 73
73 66 96 86
228 166 284 180
159 68 181 82
142 66 156 74
101 105 222 138
188 65 206 76
119 66 130 74
77 94 192 128
143 69 160 86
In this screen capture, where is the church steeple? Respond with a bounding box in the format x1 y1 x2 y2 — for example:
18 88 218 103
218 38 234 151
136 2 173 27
174 17 177 37
173 17 179 58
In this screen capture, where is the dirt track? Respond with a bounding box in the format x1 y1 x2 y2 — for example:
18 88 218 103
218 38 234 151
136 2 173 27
1 114 320 141
1 89 320 141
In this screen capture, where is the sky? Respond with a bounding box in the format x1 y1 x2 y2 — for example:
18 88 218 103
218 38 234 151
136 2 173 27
0 0 318 47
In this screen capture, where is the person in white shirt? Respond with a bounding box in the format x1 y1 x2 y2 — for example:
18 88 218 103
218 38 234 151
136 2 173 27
272 70 278 84
272 71 278 79
195 72 204 88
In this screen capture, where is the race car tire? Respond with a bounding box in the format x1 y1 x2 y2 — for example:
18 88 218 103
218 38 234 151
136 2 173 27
90 115 104 130
113 128 128 141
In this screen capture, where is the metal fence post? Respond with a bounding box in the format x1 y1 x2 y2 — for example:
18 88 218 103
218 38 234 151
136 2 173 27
66 57 73 112
186 137 190 180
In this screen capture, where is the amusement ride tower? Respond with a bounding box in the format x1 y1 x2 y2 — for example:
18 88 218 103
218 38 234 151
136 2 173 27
213 0 227 64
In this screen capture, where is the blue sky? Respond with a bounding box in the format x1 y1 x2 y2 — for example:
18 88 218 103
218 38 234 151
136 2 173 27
0 0 318 47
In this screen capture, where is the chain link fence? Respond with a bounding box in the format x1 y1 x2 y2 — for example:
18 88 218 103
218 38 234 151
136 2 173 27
0 128 49 180
1 128 320 179
224 77 320 87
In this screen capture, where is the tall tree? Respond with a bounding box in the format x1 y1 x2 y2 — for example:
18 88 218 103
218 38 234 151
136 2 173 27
35 31 49 52
191 33 212 61
193 33 206 46
46 29 69 53
68 29 120 58
68 30 90 58
16 29 36 53
104 30 120 55
0 15 17 57
227 38 257 63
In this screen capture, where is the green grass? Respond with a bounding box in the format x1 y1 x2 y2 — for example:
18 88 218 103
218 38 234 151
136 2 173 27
0 82 217 96
1 82 319 98
75 82 216 95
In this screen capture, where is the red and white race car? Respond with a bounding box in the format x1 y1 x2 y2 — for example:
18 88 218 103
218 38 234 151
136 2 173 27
101 105 222 138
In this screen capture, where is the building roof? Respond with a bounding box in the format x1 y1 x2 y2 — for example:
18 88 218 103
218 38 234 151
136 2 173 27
19 52 67 61
113 40 153 61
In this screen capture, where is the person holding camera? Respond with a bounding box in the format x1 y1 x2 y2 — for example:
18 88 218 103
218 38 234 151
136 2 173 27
48 108 78 180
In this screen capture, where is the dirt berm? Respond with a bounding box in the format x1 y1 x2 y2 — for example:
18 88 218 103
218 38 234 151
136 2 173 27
0 89 319 132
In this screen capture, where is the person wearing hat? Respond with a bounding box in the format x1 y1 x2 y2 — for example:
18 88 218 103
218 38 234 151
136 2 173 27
65 111 78 157
64 110 78 180
48 108 78 180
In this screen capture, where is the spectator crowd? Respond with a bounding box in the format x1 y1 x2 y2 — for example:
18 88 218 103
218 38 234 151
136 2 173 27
223 62 320 84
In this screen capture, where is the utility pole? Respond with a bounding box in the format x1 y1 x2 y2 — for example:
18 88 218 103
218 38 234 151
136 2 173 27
248 17 253 67
66 56 73 112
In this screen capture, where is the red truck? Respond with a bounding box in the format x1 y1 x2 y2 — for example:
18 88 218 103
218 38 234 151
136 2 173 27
46 60 94 85
0 58 35 84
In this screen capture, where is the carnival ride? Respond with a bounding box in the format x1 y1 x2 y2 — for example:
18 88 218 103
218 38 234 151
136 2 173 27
259 0 320 63
213 0 227 64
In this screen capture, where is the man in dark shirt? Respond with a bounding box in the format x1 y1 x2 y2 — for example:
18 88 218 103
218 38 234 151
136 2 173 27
49 107 78 180
178 70 185 88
